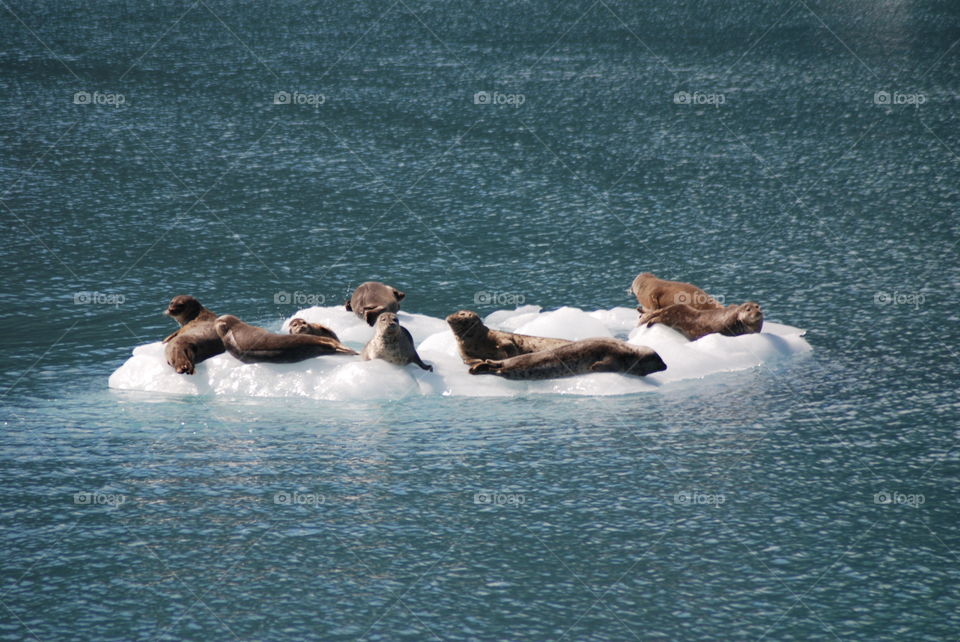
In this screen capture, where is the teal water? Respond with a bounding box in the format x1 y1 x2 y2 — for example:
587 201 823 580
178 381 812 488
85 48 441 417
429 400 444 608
2 0 959 639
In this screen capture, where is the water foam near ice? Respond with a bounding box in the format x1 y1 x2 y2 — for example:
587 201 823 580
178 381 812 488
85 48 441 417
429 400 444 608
108 305 812 400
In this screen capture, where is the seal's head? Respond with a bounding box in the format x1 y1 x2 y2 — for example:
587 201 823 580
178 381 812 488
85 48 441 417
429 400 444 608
737 302 764 331
375 312 401 336
288 318 309 335
213 314 241 338
165 295 203 325
627 272 655 296
445 310 484 338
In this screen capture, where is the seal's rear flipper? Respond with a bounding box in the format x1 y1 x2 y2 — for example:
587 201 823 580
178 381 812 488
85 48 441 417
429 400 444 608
364 307 384 326
165 343 197 375
393 288 405 302
468 360 499 375
344 298 352 311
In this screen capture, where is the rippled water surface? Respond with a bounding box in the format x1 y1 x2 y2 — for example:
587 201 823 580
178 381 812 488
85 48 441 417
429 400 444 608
1 0 958 639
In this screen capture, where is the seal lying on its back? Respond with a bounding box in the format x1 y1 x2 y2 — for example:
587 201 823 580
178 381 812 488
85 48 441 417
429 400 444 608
163 295 224 374
638 302 763 341
468 338 666 380
445 310 571 362
345 281 405 326
215 315 357 364
361 312 432 371
629 272 723 314
287 318 341 342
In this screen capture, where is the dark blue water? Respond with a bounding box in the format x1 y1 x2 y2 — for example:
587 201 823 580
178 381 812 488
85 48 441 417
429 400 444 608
1 0 958 639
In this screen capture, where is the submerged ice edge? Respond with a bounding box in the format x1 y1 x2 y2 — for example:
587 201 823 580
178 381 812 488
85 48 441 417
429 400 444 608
108 306 812 400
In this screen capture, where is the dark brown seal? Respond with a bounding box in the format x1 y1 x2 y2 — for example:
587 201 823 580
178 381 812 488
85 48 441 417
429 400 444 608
445 310 572 362
162 295 225 375
345 281 405 326
361 312 432 371
288 318 341 342
214 315 357 364
638 302 763 341
629 272 723 314
468 337 666 380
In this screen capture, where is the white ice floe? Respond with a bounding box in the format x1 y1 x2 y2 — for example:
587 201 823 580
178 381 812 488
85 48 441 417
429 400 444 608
109 305 811 400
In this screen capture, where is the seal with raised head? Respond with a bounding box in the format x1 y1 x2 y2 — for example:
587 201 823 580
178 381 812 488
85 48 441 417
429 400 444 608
638 302 763 341
445 310 572 362
345 281 405 326
162 295 225 375
215 315 357 364
468 337 666 380
629 272 723 314
361 312 432 371
287 318 341 343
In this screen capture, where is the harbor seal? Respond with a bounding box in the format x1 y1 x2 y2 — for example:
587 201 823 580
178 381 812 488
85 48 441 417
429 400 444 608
345 281 405 326
638 302 763 341
629 272 723 313
468 337 666 380
215 315 357 364
287 318 341 342
162 295 224 374
445 310 572 362
361 312 432 371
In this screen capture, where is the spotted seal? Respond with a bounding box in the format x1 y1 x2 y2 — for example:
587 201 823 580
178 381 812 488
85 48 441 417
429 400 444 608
361 312 432 371
638 302 763 341
162 295 224 374
468 337 666 380
214 315 357 363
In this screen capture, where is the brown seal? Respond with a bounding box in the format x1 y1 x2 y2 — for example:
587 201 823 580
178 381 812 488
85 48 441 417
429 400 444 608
468 337 666 380
288 318 341 343
162 295 225 374
345 281 405 326
638 302 763 341
214 315 357 364
445 310 572 362
361 312 432 371
629 272 723 314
